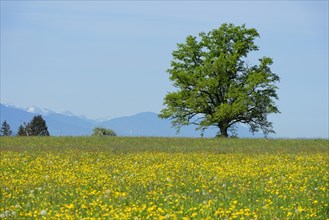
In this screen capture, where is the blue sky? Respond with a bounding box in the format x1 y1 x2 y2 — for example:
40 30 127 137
1 1 328 138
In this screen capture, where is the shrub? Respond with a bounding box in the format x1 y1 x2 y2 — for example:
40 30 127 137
91 127 117 137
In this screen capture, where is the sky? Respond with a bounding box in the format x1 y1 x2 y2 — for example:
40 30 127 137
1 1 328 138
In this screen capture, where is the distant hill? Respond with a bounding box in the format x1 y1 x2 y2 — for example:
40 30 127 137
0 104 262 137
0 104 95 136
101 112 262 138
100 112 211 137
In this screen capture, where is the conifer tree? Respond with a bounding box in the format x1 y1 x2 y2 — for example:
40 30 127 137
0 120 12 136
26 115 50 136
17 124 27 136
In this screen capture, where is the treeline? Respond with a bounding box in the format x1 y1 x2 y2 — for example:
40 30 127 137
0 115 50 136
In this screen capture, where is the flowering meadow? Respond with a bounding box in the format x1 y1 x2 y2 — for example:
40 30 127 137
1 137 328 219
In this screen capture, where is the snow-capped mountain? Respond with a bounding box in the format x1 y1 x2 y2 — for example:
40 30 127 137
61 111 76 117
95 116 115 122
26 106 54 115
2 103 25 110
0 104 95 136
0 103 262 137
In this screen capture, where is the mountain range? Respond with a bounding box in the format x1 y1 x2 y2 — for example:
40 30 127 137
0 103 262 138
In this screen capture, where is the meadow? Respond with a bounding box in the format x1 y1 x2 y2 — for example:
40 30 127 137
0 137 328 219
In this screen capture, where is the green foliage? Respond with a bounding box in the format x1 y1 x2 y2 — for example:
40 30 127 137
26 115 50 136
16 124 27 136
92 127 117 137
17 115 50 136
0 120 12 136
160 23 280 137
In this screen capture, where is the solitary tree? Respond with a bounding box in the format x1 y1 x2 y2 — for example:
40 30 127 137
26 115 50 136
91 127 117 136
159 23 280 137
0 120 12 136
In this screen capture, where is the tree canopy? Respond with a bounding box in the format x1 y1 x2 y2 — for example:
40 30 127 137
159 23 280 137
91 127 117 137
17 124 27 136
26 115 50 136
16 115 50 136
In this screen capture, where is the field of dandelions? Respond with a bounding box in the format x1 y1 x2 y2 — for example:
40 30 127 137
1 137 328 219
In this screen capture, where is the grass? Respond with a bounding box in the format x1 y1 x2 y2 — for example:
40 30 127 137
0 137 328 219
1 136 328 153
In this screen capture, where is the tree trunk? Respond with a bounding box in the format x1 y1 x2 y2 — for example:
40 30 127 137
218 124 229 138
